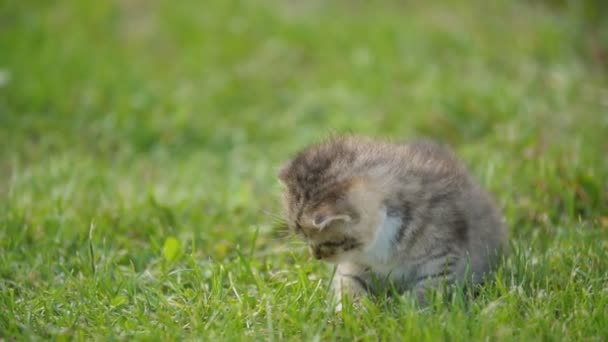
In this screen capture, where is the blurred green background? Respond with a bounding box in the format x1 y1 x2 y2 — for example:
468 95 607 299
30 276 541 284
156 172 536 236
1 0 607 340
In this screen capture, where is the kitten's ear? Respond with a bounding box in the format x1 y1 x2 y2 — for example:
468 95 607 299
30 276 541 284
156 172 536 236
277 163 290 185
312 212 351 230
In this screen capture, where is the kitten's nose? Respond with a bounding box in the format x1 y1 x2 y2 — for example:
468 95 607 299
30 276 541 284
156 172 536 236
308 245 322 259
309 244 335 260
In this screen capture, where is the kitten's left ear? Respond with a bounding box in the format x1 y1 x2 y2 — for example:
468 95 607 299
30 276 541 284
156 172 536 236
312 212 351 230
277 163 291 184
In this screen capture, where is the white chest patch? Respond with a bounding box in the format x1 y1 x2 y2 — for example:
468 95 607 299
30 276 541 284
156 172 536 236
354 208 402 274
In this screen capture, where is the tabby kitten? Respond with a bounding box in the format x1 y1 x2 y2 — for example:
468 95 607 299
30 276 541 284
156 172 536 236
278 136 507 304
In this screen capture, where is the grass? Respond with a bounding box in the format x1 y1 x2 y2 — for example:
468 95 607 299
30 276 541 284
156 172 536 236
1 0 607 340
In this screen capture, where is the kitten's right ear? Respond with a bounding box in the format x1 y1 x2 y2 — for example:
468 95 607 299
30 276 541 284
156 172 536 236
312 212 352 230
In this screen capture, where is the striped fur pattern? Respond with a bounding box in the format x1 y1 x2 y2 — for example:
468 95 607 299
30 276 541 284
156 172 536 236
278 136 508 304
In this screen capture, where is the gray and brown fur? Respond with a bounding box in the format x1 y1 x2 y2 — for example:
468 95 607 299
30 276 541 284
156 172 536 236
278 136 507 304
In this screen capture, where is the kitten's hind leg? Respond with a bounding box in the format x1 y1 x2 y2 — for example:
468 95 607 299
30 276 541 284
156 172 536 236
411 255 460 305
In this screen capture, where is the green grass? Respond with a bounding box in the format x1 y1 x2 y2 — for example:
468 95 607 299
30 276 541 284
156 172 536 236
1 0 608 340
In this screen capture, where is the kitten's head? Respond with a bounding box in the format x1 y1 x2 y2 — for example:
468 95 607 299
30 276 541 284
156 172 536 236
278 139 382 263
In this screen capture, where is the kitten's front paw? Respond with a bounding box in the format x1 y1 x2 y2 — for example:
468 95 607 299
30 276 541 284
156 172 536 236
332 265 372 313
332 286 365 314
333 286 364 312
333 296 366 314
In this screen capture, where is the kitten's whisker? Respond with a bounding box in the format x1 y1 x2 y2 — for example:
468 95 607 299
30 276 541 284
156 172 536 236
260 208 286 220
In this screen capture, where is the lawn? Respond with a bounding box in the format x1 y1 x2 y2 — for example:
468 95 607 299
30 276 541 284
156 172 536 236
1 0 607 340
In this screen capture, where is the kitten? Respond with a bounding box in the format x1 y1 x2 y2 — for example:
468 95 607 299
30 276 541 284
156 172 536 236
278 136 507 305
